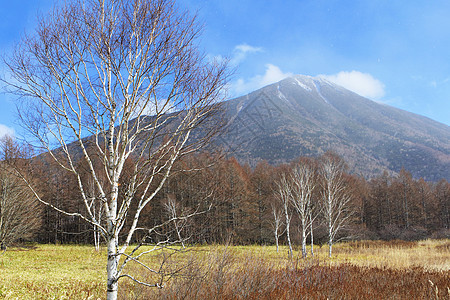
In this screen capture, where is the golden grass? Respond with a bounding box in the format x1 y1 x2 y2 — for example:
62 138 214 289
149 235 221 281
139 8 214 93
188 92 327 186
0 240 448 299
202 239 450 271
323 239 450 271
0 244 105 299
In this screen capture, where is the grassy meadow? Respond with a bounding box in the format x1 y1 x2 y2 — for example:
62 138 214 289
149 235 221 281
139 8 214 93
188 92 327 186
0 240 449 299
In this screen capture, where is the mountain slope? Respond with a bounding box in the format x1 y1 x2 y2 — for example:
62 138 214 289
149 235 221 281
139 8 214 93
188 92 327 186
212 75 450 181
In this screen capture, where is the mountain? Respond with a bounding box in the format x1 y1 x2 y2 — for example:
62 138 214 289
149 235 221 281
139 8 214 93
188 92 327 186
211 75 450 181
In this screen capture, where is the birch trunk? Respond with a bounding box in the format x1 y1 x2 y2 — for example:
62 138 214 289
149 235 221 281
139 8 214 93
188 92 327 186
3 0 228 295
320 153 353 259
271 205 283 253
328 241 332 258
309 210 314 256
289 163 315 259
285 212 293 259
301 222 307 258
275 232 279 253
328 223 333 258
106 234 119 300
275 175 293 258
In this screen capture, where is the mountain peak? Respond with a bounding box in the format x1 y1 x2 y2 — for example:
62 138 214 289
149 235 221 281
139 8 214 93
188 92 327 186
218 75 450 181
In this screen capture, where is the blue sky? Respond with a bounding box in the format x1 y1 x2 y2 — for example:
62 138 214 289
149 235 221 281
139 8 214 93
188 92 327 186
1 0 450 138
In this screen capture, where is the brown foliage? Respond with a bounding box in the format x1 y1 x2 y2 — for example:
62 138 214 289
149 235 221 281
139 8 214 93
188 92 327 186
28 150 450 245
0 136 42 247
118 250 450 300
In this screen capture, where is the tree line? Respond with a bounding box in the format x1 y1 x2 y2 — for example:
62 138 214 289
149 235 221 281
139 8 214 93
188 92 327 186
0 0 448 296
2 139 448 251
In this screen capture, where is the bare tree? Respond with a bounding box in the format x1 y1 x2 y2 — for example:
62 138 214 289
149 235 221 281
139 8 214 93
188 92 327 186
164 194 189 249
309 206 315 256
2 0 228 298
275 174 293 259
0 165 41 250
290 164 316 258
319 153 353 257
0 136 41 250
270 203 284 253
85 175 105 251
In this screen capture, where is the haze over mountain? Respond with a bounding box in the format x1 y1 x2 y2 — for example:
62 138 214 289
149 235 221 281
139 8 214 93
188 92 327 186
212 75 450 181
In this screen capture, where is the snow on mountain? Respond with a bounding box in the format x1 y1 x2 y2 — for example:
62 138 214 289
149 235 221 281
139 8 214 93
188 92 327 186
277 84 289 103
292 76 312 91
215 74 450 181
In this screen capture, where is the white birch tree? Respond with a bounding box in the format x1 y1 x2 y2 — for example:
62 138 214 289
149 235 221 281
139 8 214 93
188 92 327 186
2 0 228 298
270 203 284 253
290 164 316 258
319 153 353 258
164 194 189 249
275 174 293 259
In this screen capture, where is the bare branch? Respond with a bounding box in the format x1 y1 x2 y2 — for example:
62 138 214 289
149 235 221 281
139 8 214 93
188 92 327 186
2 0 228 298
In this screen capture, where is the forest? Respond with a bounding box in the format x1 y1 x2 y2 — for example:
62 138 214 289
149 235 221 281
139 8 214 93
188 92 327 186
2 137 448 249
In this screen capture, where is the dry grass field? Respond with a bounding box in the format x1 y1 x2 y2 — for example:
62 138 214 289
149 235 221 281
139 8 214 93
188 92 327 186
0 240 449 299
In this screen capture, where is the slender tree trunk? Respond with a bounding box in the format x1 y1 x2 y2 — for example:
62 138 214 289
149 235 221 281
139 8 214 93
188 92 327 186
285 218 293 259
301 229 307 258
328 241 332 258
309 211 314 256
106 233 119 300
283 201 293 259
272 206 282 253
421 190 428 229
403 183 409 228
275 229 279 253
258 201 263 244
301 220 307 258
328 224 333 258
386 193 392 225
173 214 185 249
94 229 98 251
94 226 101 252
106 181 119 300
444 195 449 229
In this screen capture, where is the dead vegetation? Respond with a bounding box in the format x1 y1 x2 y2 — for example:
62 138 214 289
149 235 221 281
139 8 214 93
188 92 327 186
119 241 450 299
1 241 449 299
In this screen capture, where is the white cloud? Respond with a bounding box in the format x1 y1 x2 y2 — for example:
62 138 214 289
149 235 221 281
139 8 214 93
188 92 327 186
0 124 15 138
319 71 385 99
232 64 293 96
234 44 262 53
230 43 263 66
